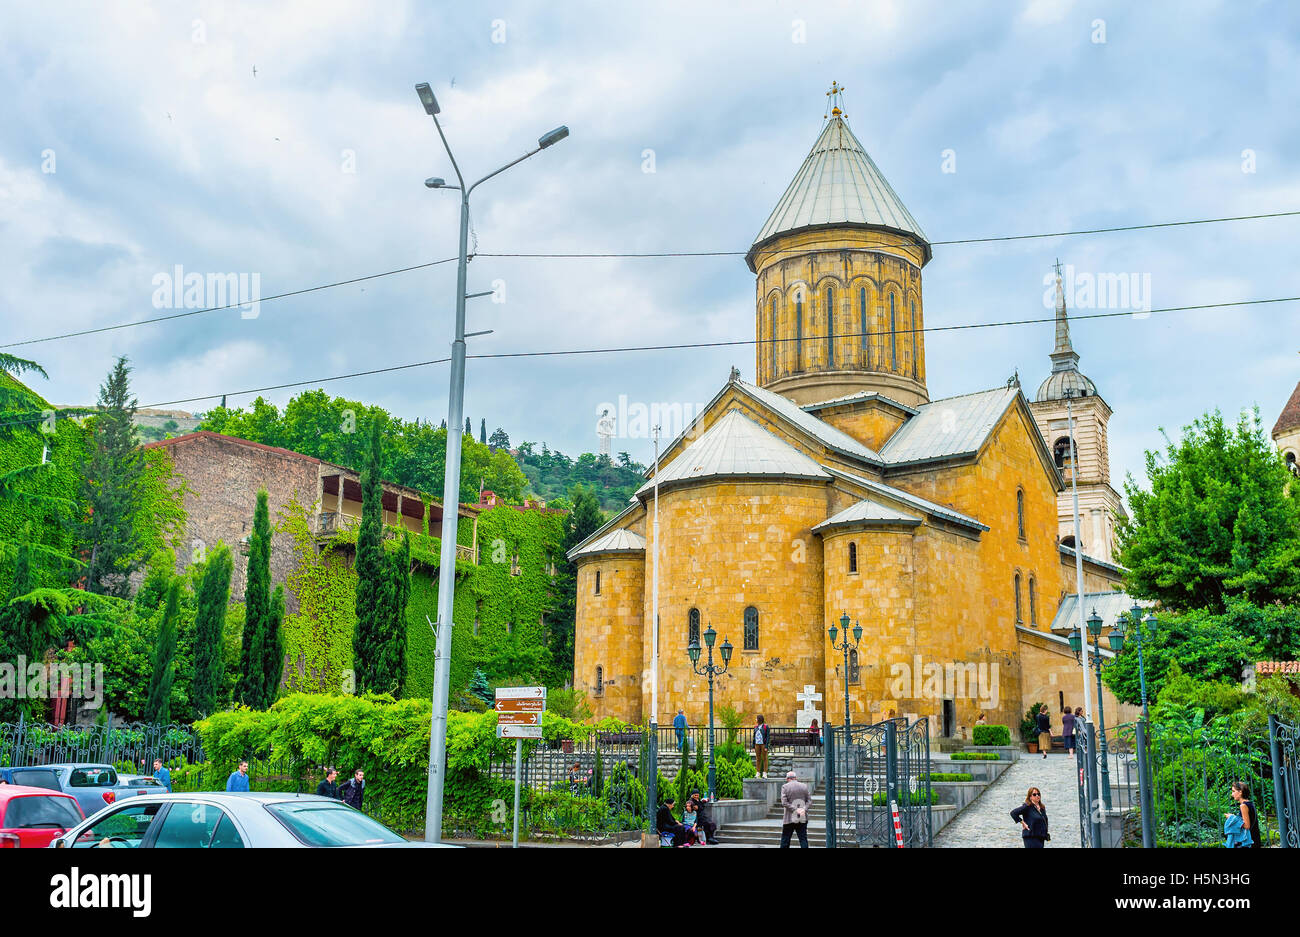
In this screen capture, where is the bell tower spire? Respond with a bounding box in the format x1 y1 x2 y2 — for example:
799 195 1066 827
1050 259 1080 373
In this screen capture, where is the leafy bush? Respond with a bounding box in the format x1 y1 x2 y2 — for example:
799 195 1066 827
713 741 751 765
871 790 938 806
716 704 745 744
950 752 1000 761
602 761 646 818
924 772 974 782
1020 702 1045 743
972 724 1011 746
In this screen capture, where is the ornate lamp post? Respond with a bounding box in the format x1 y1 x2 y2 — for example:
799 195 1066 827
828 612 863 729
1119 604 1158 722
1069 609 1123 811
687 625 733 801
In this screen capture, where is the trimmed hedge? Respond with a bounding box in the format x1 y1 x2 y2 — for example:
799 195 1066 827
950 752 1000 761
871 790 938 806
972 724 1011 747
924 772 974 782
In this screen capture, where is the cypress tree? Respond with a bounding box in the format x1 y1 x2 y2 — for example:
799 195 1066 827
479 419 487 444
354 422 386 694
191 544 233 716
237 489 273 707
465 417 472 436
145 580 181 723
382 533 411 697
261 584 286 708
81 356 146 596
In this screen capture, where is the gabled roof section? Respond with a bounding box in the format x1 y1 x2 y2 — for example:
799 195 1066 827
1049 591 1149 634
878 387 1019 465
747 116 930 270
143 429 324 464
635 409 829 499
1274 380 1300 438
822 465 988 533
812 498 923 533
567 527 646 561
800 390 919 416
736 381 883 465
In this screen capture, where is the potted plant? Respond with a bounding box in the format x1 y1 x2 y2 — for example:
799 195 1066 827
1021 702 1045 753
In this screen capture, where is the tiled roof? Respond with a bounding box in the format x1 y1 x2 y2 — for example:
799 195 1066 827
878 387 1019 465
737 381 883 464
1255 661 1300 675
748 117 929 268
635 409 829 498
567 527 646 560
1274 381 1300 438
812 498 923 532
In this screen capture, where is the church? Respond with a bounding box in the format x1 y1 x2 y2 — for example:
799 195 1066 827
570 91 1139 734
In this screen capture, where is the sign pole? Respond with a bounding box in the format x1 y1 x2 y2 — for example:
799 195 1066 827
512 737 522 849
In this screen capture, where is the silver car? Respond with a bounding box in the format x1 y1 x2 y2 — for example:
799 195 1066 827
47 792 457 848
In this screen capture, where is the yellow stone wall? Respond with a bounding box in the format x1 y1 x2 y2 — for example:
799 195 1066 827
752 228 929 408
1018 630 1142 733
812 401 908 453
573 553 645 724
1060 554 1125 601
640 478 829 727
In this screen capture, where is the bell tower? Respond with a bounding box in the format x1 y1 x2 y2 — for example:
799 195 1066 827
747 83 932 409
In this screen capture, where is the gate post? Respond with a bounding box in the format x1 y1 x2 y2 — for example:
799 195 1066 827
645 724 658 836
1086 721 1102 848
824 724 836 848
1135 719 1154 848
885 720 900 810
1269 715 1290 848
102 712 114 764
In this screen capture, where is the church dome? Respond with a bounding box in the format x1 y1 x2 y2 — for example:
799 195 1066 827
1036 368 1097 402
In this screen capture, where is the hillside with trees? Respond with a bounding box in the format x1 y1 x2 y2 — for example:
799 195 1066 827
514 442 645 512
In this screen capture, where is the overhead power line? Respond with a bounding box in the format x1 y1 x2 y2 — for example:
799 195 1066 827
135 293 1300 410
4 209 1298 351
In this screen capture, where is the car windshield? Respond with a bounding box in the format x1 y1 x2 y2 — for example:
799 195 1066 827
3 795 82 829
264 802 405 846
11 769 60 791
69 767 118 788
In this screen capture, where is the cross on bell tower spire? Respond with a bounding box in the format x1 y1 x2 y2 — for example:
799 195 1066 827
824 80 847 119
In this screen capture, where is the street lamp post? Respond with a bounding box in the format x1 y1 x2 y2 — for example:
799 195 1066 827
828 612 863 729
414 82 568 843
1069 609 1123 812
687 625 733 801
1123 604 1158 723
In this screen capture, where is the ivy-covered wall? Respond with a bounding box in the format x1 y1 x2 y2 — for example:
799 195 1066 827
276 500 566 700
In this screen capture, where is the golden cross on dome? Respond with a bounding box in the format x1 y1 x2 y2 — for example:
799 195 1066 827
825 80 847 119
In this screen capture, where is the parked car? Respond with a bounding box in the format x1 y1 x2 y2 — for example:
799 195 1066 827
117 774 167 793
47 793 459 848
0 785 86 848
0 764 153 818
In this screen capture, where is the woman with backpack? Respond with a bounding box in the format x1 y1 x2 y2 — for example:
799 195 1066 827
1010 787 1050 847
754 715 771 778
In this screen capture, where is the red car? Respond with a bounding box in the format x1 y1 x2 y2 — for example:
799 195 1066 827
0 785 86 848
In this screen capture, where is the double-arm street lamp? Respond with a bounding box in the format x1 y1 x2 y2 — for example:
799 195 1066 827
828 612 863 729
1069 609 1123 811
687 625 733 802
415 81 568 843
1120 604 1158 722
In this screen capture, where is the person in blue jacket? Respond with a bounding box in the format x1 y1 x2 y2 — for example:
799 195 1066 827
226 760 250 792
1010 787 1050 847
152 758 172 792
673 709 688 752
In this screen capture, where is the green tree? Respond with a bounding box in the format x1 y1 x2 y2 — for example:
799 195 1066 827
1119 409 1300 613
81 357 147 596
383 533 411 698
262 584 286 706
354 422 391 695
191 544 233 716
469 668 492 705
237 489 274 708
479 419 487 445
145 580 181 723
0 539 51 719
465 418 472 436
488 427 510 451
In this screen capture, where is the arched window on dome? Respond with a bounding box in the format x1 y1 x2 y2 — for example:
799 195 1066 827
743 606 759 651
1016 487 1026 541
826 286 835 368
911 298 918 377
770 297 779 381
794 293 804 373
1029 576 1038 626
859 288 869 367
688 607 700 647
889 292 898 370
1014 573 1023 624
848 541 858 573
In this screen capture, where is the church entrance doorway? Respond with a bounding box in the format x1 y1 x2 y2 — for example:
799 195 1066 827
942 699 955 737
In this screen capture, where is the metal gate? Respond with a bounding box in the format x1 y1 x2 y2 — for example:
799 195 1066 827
825 717 932 847
1269 715 1299 848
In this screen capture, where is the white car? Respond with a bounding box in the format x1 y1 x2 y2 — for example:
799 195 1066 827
47 792 458 848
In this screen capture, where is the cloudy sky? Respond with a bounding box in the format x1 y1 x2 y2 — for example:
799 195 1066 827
3 0 1298 496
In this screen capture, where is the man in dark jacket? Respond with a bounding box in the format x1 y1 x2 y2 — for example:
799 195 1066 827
341 768 365 809
691 789 718 844
1035 708 1053 758
316 767 341 800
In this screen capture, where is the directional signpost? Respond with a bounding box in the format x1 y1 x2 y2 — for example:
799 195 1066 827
495 686 546 847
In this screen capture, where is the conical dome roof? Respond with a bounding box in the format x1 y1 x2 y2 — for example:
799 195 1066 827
746 116 930 271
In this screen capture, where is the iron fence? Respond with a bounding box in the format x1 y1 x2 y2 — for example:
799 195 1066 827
0 715 203 773
826 717 932 847
1269 716 1298 848
653 724 823 760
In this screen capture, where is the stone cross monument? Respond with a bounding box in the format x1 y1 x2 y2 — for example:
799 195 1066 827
795 684 823 729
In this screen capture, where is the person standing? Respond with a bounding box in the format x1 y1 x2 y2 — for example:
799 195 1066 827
1061 706 1076 755
1229 781 1262 848
780 770 812 849
341 768 365 810
1010 787 1050 848
754 715 771 778
225 760 250 792
152 758 172 793
673 708 688 753
1035 707 1052 758
691 788 718 844
316 767 341 800
806 719 822 750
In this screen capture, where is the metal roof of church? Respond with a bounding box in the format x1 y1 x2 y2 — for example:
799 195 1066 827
634 409 829 498
1050 591 1151 633
821 465 988 532
878 386 1020 465
812 498 923 532
567 527 646 560
737 381 883 464
747 116 930 270
800 390 919 415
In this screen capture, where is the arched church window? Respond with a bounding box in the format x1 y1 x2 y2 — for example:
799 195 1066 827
770 297 778 380
825 286 835 367
889 293 898 370
848 541 858 574
1286 451 1298 477
1060 535 1077 549
848 648 860 685
743 606 759 651
911 298 918 377
859 288 869 367
688 608 701 647
1029 576 1037 625
795 294 804 372
594 569 601 595
1053 437 1073 470
1014 573 1023 624
1016 488 1026 540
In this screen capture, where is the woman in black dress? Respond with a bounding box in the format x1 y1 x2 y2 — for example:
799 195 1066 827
1010 786 1050 848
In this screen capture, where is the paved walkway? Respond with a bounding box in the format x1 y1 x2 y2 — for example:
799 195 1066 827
934 752 1082 848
